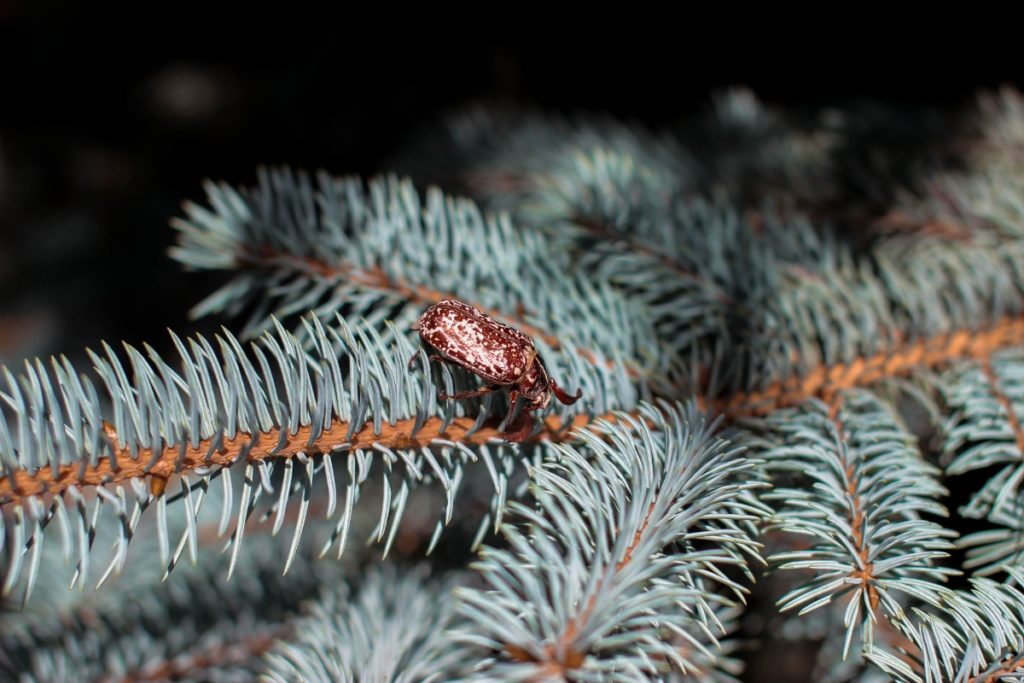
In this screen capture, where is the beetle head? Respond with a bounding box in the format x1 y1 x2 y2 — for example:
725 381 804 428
518 355 582 410
517 358 552 411
502 356 582 442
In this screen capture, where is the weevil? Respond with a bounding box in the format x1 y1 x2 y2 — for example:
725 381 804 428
409 299 582 441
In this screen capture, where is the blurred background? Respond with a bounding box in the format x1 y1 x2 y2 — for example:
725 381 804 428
0 3 1020 365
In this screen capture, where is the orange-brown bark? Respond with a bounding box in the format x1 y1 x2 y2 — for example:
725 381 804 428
969 655 1024 683
876 615 920 672
242 248 563 350
505 496 662 673
980 356 1024 455
615 501 657 572
718 316 1024 417
506 593 595 678
243 246 642 383
4 318 1024 507
0 413 604 504
833 396 880 613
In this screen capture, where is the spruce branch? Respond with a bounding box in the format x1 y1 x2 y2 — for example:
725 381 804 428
406 100 892 394
5 85 1024 681
263 565 465 682
4 310 1023 607
1 312 582 600
941 349 1024 575
864 568 1024 682
170 169 675 392
465 145 734 381
719 317 1024 417
452 402 767 681
400 104 695 204
420 91 1024 401
746 390 957 658
942 350 1024 516
0 533 351 683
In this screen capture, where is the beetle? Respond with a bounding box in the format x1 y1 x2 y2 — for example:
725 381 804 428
409 299 582 441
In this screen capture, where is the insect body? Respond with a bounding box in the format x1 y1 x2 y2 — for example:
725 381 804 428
410 299 582 441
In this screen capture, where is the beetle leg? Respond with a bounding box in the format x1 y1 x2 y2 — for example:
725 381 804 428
501 389 531 442
438 385 502 401
502 409 536 442
550 377 583 405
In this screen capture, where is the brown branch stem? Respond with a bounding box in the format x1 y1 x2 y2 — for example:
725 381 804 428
980 355 1024 455
830 395 881 613
718 316 1024 417
969 655 1024 683
505 489 663 673
241 246 633 380
97 629 285 683
241 248 562 350
4 317 1024 506
0 413 608 504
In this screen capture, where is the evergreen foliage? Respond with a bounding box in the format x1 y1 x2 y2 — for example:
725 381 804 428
3 87 1024 681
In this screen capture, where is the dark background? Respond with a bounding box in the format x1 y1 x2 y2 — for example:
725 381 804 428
0 4 1019 364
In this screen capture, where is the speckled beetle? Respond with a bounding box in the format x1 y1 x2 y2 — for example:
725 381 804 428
410 299 582 441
